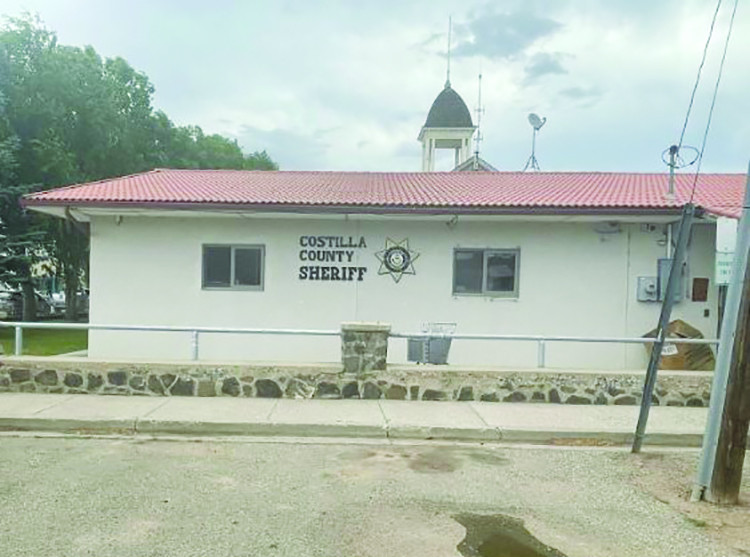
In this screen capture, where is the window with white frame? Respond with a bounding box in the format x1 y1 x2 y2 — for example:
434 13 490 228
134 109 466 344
453 248 519 297
202 245 264 290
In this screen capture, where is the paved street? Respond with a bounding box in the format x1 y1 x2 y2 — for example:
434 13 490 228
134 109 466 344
0 435 746 556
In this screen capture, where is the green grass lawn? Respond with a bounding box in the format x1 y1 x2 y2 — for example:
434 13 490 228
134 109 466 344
0 326 88 356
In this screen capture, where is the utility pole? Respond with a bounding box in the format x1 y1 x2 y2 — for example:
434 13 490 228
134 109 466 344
692 162 750 502
632 203 694 452
709 219 750 504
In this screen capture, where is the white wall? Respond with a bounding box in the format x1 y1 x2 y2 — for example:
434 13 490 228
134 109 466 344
88 213 717 369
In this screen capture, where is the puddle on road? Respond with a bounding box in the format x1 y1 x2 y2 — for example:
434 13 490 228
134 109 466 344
455 514 567 557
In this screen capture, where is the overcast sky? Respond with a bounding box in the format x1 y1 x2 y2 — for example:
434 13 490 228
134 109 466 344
2 0 748 173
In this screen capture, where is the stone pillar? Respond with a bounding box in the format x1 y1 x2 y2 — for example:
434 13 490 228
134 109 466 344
341 322 391 375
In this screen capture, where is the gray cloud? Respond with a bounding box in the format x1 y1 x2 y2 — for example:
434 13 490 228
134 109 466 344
394 140 419 159
414 31 444 50
559 86 600 99
6 0 745 174
558 86 603 108
236 126 328 170
453 9 561 59
524 52 568 83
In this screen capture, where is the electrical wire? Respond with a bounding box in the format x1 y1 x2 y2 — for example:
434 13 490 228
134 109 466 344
690 0 739 203
677 0 723 150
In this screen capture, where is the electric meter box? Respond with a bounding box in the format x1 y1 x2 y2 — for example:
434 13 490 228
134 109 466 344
637 277 659 302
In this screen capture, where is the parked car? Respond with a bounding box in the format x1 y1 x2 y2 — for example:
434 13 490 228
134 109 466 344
0 290 54 320
49 291 65 313
0 291 20 320
48 290 89 316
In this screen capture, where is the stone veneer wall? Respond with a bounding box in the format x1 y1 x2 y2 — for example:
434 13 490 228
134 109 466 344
0 358 713 407
340 322 390 375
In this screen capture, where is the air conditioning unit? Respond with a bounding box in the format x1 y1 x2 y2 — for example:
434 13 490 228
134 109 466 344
407 322 456 365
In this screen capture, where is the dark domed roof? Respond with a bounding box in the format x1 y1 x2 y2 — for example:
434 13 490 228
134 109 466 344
423 83 474 128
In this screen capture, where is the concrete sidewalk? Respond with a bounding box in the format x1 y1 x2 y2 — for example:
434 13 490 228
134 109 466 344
0 392 714 446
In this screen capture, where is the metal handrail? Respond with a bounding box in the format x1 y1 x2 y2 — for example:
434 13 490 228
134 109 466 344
0 321 719 367
391 332 719 344
0 321 340 335
391 331 718 368
0 321 340 359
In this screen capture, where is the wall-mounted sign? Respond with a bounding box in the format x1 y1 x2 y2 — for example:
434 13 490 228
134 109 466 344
298 235 368 281
375 238 419 283
716 217 737 285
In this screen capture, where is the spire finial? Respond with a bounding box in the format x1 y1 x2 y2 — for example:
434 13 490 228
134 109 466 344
445 16 452 88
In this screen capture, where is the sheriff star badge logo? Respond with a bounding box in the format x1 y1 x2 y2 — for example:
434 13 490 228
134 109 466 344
375 238 419 283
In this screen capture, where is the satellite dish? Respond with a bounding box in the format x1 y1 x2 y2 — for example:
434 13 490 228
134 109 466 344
523 112 547 171
528 113 546 130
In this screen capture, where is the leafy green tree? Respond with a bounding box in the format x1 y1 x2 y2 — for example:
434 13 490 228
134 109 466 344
244 150 278 170
0 15 278 320
0 94 45 319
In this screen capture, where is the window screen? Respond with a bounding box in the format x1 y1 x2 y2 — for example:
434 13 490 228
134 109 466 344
453 250 483 293
486 252 516 293
235 248 262 286
203 246 231 287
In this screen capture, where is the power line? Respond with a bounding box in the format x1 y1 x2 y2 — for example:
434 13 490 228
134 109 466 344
678 0 723 150
690 0 739 203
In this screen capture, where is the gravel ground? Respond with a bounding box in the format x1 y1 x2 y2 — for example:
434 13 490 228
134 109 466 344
0 435 746 556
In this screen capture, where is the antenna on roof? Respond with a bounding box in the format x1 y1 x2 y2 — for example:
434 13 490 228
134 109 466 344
661 144 699 198
522 113 546 172
445 16 452 88
474 73 485 169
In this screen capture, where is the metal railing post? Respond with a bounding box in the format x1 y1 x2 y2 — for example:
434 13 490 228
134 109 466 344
537 339 546 368
14 325 22 356
190 330 199 360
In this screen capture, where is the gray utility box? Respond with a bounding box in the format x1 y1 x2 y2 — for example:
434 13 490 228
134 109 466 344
658 258 684 302
407 323 456 365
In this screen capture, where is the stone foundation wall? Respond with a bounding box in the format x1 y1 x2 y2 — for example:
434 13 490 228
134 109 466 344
340 322 390 375
0 357 713 407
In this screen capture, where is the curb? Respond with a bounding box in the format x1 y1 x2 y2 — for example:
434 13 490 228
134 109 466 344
0 417 137 435
136 420 390 439
0 416 707 447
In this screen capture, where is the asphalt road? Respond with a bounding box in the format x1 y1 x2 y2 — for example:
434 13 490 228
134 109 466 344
0 435 742 557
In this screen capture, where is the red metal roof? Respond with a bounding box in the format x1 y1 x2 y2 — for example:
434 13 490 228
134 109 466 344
22 169 746 217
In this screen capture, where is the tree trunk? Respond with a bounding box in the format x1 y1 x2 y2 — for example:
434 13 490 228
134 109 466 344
64 279 78 321
20 281 36 321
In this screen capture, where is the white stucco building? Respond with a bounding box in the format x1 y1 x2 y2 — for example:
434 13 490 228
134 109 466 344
24 168 745 369
21 81 747 370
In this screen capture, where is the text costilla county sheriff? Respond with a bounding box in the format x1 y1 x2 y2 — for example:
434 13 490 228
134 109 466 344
298 235 368 281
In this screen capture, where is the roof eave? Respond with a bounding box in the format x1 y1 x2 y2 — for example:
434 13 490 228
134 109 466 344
22 199 693 218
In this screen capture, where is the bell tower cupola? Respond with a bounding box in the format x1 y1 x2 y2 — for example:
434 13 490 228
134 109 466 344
418 18 475 171
418 82 475 171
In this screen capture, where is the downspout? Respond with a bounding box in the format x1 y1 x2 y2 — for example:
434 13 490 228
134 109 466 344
666 223 673 259
64 207 89 236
